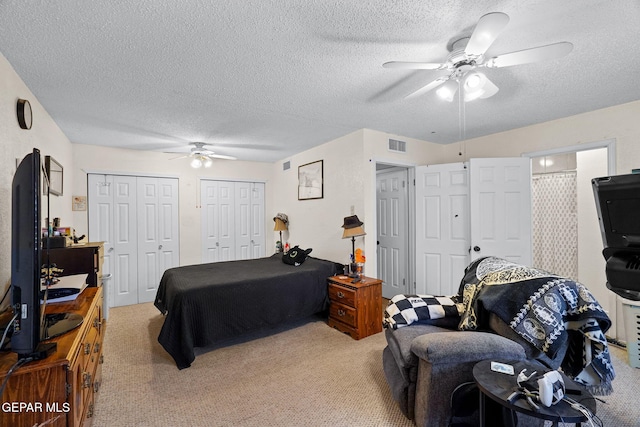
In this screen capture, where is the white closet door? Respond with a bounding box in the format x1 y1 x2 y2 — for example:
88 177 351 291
250 183 265 259
235 182 252 260
137 177 179 303
201 180 265 263
201 180 235 262
88 174 115 316
89 174 179 308
112 176 138 307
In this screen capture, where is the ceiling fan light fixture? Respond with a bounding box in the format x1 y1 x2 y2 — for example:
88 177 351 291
203 157 213 168
463 72 498 102
190 157 203 168
436 79 459 102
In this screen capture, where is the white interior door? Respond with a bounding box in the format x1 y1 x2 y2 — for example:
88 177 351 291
235 182 252 260
415 163 470 296
376 168 409 299
201 180 265 263
250 183 265 259
137 177 179 303
201 180 235 262
89 174 179 308
469 158 532 265
112 176 138 307
88 174 114 317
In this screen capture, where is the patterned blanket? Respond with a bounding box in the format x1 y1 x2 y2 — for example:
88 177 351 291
383 294 459 329
458 257 615 395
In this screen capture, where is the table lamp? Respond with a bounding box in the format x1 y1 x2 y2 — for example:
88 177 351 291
341 215 366 263
273 213 288 252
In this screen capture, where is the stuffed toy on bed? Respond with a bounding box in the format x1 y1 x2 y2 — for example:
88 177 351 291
283 246 312 266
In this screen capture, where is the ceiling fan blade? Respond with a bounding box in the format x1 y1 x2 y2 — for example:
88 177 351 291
404 76 450 99
484 41 573 68
207 154 237 160
169 154 189 160
383 61 444 70
465 12 509 57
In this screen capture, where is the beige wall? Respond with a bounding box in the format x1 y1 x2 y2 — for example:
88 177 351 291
0 53 74 307
440 100 640 172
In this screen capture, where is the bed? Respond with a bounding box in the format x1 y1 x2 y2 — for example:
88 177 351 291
154 254 342 369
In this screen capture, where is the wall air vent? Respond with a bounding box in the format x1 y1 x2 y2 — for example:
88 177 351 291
283 161 291 171
388 139 407 153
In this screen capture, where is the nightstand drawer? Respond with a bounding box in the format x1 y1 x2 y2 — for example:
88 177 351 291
329 302 357 328
328 283 356 307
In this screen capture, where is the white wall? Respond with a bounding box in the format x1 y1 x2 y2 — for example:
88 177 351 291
440 100 640 172
576 148 611 324
0 52 74 308
71 144 274 267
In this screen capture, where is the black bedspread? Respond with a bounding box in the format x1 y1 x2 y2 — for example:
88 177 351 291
154 254 341 369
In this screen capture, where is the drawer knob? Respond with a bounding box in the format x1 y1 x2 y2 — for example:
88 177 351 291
337 291 345 298
83 372 92 388
337 309 346 317
84 343 91 355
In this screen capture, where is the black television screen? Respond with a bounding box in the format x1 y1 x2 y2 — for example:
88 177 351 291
592 173 640 300
11 148 43 357
592 173 640 252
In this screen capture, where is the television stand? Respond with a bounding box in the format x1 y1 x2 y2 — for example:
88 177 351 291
0 287 104 427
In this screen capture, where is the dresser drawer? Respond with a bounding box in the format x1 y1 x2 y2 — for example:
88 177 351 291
328 283 356 307
329 301 357 327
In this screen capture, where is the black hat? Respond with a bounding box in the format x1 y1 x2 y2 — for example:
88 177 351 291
342 215 363 229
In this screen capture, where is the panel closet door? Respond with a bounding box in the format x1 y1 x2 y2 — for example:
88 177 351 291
137 177 179 303
201 180 265 263
414 158 532 296
88 174 179 308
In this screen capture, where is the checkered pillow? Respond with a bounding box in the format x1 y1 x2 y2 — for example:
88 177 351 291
383 294 459 329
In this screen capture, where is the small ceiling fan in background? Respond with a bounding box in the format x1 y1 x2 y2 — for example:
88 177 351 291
383 12 573 102
171 142 237 168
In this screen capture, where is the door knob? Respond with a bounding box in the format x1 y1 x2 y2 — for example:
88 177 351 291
158 245 163 250
108 247 114 253
473 246 481 252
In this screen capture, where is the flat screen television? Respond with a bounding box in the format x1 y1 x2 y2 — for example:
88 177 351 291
11 148 82 360
592 173 640 301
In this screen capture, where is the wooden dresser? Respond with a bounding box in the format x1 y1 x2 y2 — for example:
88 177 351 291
327 275 383 340
0 287 105 427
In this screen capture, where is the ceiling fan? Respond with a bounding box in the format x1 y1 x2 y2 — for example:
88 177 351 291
171 142 237 168
383 12 573 102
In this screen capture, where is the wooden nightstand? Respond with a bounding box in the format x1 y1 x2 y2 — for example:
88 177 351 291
327 275 383 340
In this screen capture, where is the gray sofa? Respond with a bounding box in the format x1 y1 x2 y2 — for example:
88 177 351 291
382 315 568 426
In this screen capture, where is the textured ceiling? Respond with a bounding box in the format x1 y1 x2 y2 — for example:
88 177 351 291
1 0 639 162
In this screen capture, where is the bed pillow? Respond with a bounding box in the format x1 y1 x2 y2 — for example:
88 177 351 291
283 246 312 266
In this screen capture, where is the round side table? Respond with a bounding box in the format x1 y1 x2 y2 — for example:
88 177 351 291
473 359 597 427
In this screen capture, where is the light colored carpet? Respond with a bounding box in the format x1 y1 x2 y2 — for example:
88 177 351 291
93 303 640 426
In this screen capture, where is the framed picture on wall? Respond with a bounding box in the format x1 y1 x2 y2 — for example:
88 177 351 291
44 155 63 196
298 160 323 200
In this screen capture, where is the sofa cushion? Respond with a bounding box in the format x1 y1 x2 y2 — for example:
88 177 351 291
410 330 526 365
384 324 454 382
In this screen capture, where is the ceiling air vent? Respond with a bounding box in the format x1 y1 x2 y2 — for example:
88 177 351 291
388 139 407 153
283 160 291 171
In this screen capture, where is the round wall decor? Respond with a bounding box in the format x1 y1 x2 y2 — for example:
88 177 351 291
17 98 32 130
